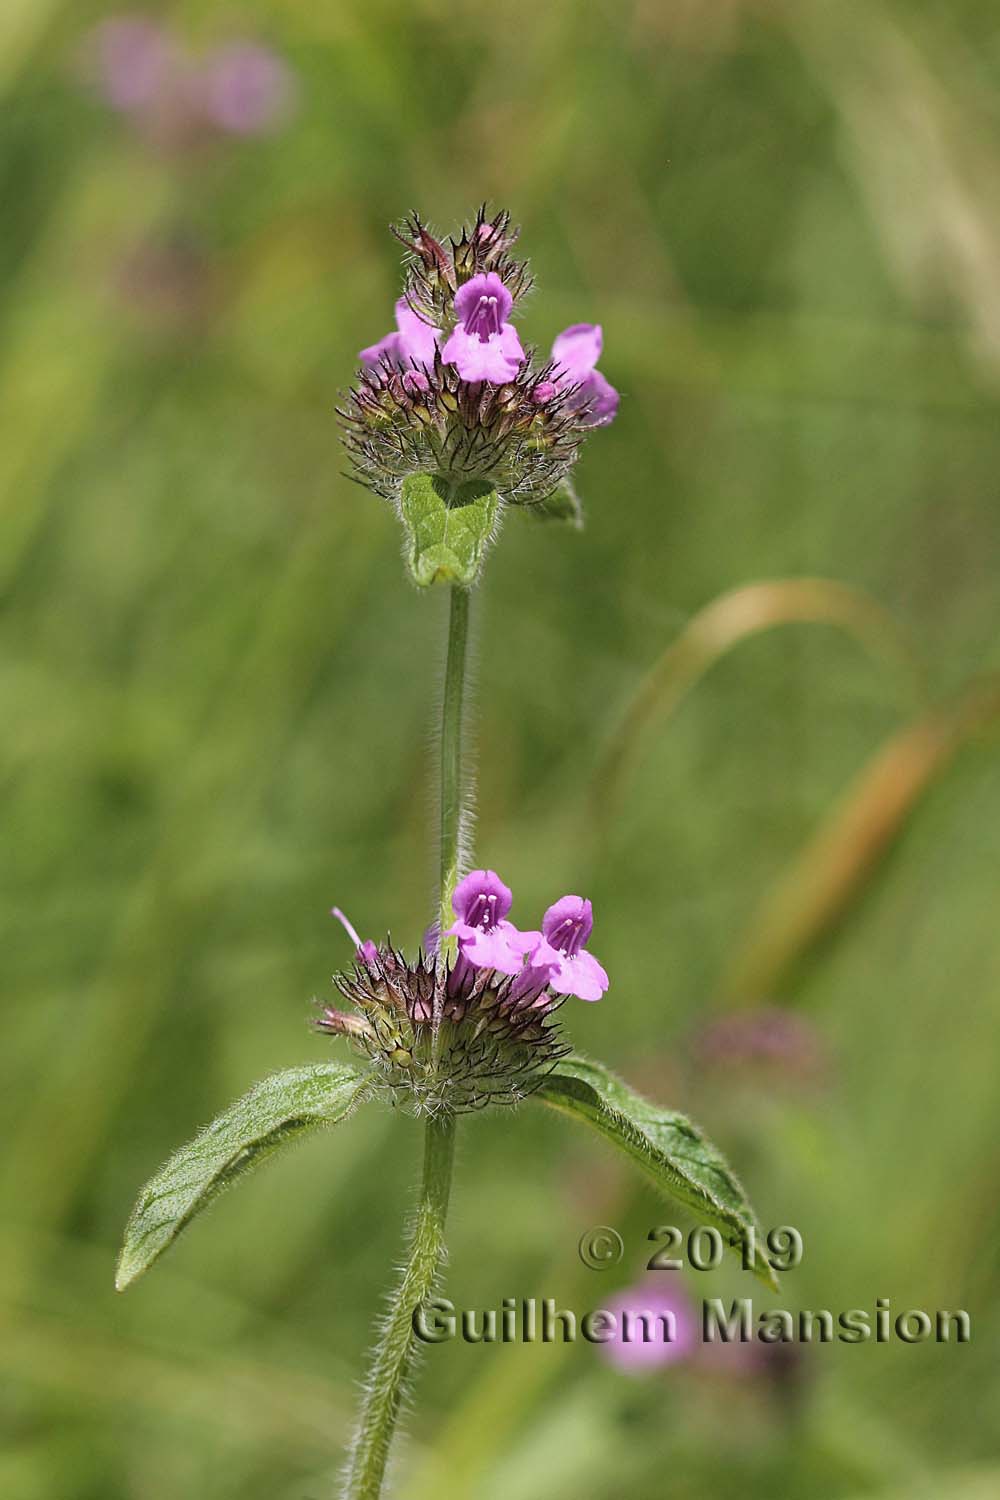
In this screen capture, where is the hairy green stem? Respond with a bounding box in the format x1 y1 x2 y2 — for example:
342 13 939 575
438 584 471 960
341 1112 456 1500
342 578 473 1497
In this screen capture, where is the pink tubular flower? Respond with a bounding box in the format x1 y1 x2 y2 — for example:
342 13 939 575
319 865 606 1109
549 323 619 426
361 298 441 370
332 906 378 967
441 272 525 383
445 869 527 975
599 1276 698 1374
505 941 560 1009
534 895 609 1002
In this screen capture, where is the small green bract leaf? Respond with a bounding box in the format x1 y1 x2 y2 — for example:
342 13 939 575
536 1054 778 1290
400 473 498 587
525 479 583 528
116 1062 371 1291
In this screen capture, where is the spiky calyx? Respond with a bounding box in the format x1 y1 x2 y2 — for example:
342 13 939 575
338 349 586 505
394 206 533 329
318 944 570 1115
340 206 615 510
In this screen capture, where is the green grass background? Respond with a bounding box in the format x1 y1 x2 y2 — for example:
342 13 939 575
2 1 1000 1496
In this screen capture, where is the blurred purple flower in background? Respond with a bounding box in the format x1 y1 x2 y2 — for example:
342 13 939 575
598 1275 698 1374
82 15 297 146
595 1270 811 1411
90 15 174 115
200 42 296 136
692 1006 827 1084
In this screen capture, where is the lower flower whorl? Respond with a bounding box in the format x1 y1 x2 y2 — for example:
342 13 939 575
318 944 569 1115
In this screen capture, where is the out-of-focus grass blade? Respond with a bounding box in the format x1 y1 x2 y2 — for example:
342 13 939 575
0 514 381 1269
717 675 1000 1005
0 1312 349 1457
0 176 125 595
595 578 924 824
0 0 64 93
845 1472 1000 1500
786 1 1000 380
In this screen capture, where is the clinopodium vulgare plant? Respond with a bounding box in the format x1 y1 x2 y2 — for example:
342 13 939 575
117 207 774 1500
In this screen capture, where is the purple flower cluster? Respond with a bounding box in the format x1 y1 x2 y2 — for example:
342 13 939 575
84 15 296 146
333 869 608 1009
341 208 618 505
360 271 618 426
322 872 606 1112
446 870 609 1004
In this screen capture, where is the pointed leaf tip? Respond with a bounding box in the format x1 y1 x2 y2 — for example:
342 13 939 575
535 1054 778 1290
116 1061 372 1291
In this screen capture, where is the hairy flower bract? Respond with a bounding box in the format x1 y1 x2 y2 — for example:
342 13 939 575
320 871 608 1113
340 207 618 508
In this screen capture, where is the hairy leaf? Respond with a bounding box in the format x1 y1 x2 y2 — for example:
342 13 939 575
536 1054 777 1289
400 473 498 587
116 1062 372 1291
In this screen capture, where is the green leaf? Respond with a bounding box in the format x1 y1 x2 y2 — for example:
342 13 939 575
535 1054 778 1290
525 478 583 528
400 473 498 587
116 1062 372 1291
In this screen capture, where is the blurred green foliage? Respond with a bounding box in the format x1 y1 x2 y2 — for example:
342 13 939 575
2 1 1000 1497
